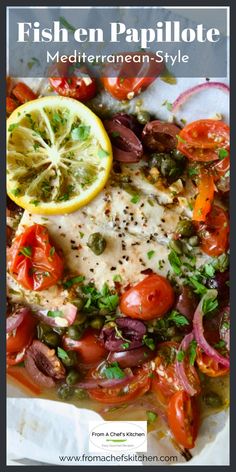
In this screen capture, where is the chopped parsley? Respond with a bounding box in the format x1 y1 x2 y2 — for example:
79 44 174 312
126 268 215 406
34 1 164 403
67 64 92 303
57 347 70 361
130 194 140 204
168 310 189 327
168 250 182 275
19 246 32 258
188 340 197 365
202 295 218 315
147 250 155 260
177 350 185 362
143 335 156 351
146 411 158 424
98 148 110 158
113 274 122 283
121 342 130 350
188 276 207 296
218 148 228 160
49 246 55 257
162 99 173 111
63 275 85 289
47 310 64 318
59 16 76 33
8 123 19 133
71 125 90 141
103 362 125 379
81 282 119 314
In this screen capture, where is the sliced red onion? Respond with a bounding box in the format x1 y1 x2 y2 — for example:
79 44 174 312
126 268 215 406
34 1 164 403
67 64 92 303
6 307 31 333
75 374 133 390
193 290 230 368
35 303 77 328
219 306 230 351
172 82 229 114
176 332 198 396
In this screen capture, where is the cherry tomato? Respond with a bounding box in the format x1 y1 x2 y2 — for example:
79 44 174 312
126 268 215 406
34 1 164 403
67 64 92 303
49 61 96 102
7 313 36 365
177 120 230 162
167 391 199 449
196 348 229 377
192 172 214 222
89 367 151 404
8 224 64 291
12 82 37 104
120 274 175 320
197 205 229 256
63 328 107 364
6 96 18 115
102 52 163 101
152 342 181 405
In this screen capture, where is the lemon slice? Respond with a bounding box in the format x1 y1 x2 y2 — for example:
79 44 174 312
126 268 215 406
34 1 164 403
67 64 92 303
7 96 112 214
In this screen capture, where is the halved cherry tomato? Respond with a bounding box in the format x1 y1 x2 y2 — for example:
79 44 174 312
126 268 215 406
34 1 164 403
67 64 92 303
49 61 96 102
197 205 229 256
7 312 36 365
167 391 199 449
102 52 163 101
192 171 214 222
196 348 229 377
12 82 37 104
8 224 64 291
152 342 181 405
211 156 230 181
151 342 200 405
6 96 18 115
89 366 151 404
63 328 107 364
177 120 229 162
120 274 174 320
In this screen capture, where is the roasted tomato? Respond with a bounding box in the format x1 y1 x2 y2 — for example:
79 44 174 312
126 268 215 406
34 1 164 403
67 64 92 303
177 120 230 162
12 82 37 104
63 328 107 365
49 61 96 102
192 172 215 222
167 391 200 449
196 205 229 256
196 348 229 377
7 313 36 365
152 341 200 405
120 274 175 320
8 224 64 291
102 52 163 101
151 342 181 405
88 366 151 404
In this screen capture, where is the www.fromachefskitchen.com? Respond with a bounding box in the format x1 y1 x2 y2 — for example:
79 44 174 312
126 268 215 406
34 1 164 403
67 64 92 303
58 454 178 463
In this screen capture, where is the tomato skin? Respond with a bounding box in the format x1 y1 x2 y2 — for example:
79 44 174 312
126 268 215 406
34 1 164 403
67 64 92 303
120 274 175 320
7 313 36 365
102 52 163 101
89 367 151 404
8 224 64 291
63 328 107 364
197 205 229 257
167 391 199 449
177 120 230 162
196 348 229 377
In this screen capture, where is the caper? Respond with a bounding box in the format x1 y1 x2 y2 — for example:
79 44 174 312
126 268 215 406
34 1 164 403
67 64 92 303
188 235 199 247
169 239 183 255
71 297 85 312
89 316 104 330
74 312 87 325
137 110 150 125
60 351 78 368
36 323 51 341
176 219 195 238
66 369 81 386
203 391 223 408
87 232 106 255
149 151 186 184
57 384 73 400
43 332 60 348
74 388 88 400
67 325 83 340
